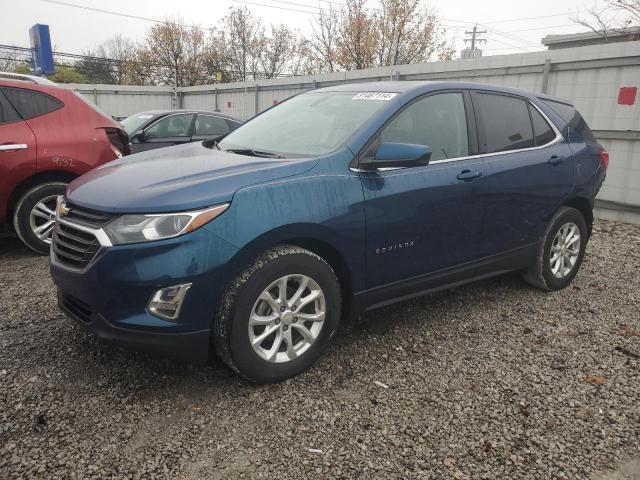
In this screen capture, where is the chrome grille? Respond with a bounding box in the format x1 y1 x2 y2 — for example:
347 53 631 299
52 222 101 269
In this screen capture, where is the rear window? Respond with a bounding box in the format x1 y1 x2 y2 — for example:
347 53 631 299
474 93 534 153
2 87 63 120
0 91 21 124
541 99 597 143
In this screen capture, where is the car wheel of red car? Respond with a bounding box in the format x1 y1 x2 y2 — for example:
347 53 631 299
13 182 67 255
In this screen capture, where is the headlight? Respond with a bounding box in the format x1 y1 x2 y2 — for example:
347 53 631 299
103 204 229 245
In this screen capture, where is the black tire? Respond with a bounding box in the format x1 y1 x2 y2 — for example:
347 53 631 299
522 206 588 291
214 245 342 384
13 182 67 255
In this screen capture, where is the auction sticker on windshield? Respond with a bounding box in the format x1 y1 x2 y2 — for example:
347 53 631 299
352 92 398 101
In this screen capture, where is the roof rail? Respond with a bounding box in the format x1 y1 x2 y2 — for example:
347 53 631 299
0 72 57 86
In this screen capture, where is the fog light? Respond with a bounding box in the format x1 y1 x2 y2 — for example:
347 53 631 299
147 283 192 321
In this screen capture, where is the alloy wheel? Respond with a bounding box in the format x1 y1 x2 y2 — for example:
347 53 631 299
248 274 326 363
550 222 581 278
29 195 58 244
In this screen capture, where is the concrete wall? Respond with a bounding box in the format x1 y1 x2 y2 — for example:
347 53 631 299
70 41 640 222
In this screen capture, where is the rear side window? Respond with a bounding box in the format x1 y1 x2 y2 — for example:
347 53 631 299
226 119 242 130
541 99 597 143
474 93 534 153
529 106 556 146
379 92 469 161
194 115 230 136
2 87 63 120
0 91 22 124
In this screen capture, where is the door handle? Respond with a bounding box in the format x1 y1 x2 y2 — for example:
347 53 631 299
0 144 28 151
457 170 483 181
548 155 564 165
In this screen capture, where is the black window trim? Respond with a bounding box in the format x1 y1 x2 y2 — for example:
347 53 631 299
469 90 563 158
352 89 478 171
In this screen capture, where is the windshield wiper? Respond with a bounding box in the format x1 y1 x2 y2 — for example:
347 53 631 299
225 148 285 159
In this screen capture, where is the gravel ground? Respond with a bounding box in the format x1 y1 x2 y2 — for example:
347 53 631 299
0 219 639 480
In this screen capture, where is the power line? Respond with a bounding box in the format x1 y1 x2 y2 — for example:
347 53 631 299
464 25 487 51
39 0 213 30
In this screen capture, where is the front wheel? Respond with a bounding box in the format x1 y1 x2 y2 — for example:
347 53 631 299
522 206 588 291
13 182 67 255
214 246 342 383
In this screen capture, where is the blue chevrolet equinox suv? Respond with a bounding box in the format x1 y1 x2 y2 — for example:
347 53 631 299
50 82 608 383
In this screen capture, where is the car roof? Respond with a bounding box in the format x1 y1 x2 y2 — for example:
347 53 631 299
312 80 569 104
131 110 241 121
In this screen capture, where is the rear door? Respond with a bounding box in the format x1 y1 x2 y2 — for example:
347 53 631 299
0 89 37 221
191 114 231 142
134 113 195 153
360 90 488 297
471 91 574 264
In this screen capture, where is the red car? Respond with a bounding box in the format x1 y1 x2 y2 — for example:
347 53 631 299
0 72 128 254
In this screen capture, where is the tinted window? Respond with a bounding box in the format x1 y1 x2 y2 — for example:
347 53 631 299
529 106 556 146
0 91 21 124
145 114 194 138
226 119 242 130
379 92 469 161
541 99 597 143
2 87 63 120
475 93 534 153
194 115 230 136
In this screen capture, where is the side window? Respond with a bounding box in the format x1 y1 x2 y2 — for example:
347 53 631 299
2 87 63 120
0 91 22 124
194 115 230 136
145 114 194 138
379 92 469 161
474 93 534 153
529 106 556 146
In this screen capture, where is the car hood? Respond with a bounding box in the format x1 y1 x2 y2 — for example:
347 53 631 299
67 142 319 213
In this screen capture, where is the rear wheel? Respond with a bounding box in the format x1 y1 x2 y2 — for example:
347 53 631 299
13 182 66 255
522 206 588 291
214 245 342 383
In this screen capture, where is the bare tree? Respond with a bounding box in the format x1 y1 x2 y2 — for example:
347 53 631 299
260 25 299 79
376 0 452 66
571 0 639 40
309 6 341 73
139 16 210 87
218 7 265 81
336 0 378 70
0 46 31 72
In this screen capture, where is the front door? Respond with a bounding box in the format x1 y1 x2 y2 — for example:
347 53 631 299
131 113 195 153
359 91 487 302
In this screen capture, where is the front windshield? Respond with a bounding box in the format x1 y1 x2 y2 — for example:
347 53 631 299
121 113 155 136
219 91 394 158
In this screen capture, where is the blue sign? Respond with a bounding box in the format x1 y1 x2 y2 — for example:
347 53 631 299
29 24 55 75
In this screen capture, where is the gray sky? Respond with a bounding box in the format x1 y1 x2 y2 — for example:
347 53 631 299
2 0 597 57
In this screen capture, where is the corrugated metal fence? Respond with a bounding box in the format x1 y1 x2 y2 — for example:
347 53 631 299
71 41 640 223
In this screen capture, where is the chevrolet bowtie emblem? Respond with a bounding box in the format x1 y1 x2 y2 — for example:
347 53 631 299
57 201 70 218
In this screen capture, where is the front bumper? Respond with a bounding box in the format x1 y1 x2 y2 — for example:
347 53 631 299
59 290 211 363
50 226 239 364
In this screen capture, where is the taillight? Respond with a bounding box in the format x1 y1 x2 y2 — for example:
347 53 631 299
105 128 131 156
598 147 609 170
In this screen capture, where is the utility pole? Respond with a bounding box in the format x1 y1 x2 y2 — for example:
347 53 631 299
464 25 487 52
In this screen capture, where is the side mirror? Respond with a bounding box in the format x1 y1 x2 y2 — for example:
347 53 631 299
132 130 146 142
361 142 432 170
